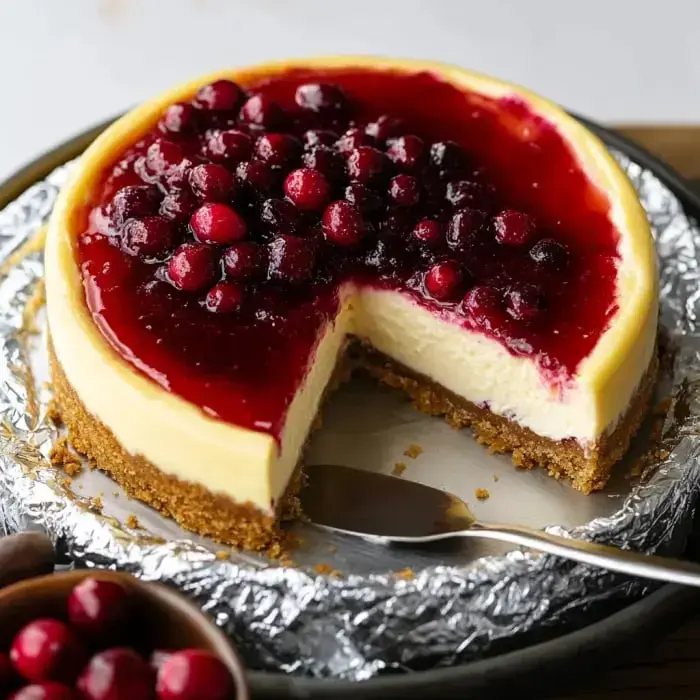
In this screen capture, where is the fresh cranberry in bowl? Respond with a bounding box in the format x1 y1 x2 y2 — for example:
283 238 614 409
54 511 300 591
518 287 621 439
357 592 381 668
194 79 245 112
283 168 330 211
205 282 245 314
268 235 317 282
493 210 536 246
223 242 267 281
159 103 196 136
188 164 235 203
254 133 301 168
110 185 161 227
322 201 366 246
156 649 234 700
238 94 284 130
295 83 348 117
160 191 199 224
336 127 374 154
167 243 218 292
10 619 86 683
9 682 78 700
386 135 426 171
67 576 131 641
203 129 252 164
121 217 177 260
388 174 420 207
144 140 186 177
190 203 248 245
346 146 387 184
235 160 277 196
77 647 153 700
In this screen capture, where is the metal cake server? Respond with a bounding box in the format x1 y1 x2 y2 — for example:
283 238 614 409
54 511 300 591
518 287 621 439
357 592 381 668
301 464 700 587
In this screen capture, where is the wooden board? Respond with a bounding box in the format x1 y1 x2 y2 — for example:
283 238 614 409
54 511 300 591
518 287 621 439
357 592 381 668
554 125 700 700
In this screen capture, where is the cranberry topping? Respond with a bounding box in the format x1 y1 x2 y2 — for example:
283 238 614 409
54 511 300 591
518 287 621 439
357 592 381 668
387 135 426 171
67 578 131 641
76 648 153 700
284 168 329 211
295 83 348 116
322 201 366 246
268 235 317 281
388 174 419 207
110 186 161 227
412 219 443 248
493 210 536 246
203 129 252 164
194 79 244 111
188 164 234 202
239 94 284 130
167 244 217 291
156 649 234 700
254 133 301 167
191 203 247 245
78 66 621 439
346 146 386 184
10 619 86 684
205 282 244 314
425 261 464 301
159 103 196 136
223 242 266 280
9 683 78 700
122 217 177 259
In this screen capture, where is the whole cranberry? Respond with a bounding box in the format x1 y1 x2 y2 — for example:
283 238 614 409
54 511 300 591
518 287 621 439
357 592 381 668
203 129 252 164
145 139 185 176
336 128 374 154
493 210 536 246
235 160 276 195
344 184 382 215
77 648 153 700
67 577 131 640
303 129 339 149
194 79 244 111
346 146 386 184
188 164 234 203
412 219 443 248
190 203 247 245
205 282 245 314
167 243 217 291
430 140 467 174
302 146 345 182
122 217 177 259
387 135 426 171
507 285 546 321
425 261 464 301
160 191 198 224
463 285 504 330
254 133 301 167
159 103 196 135
283 168 329 211
322 201 366 246
446 208 486 249
445 180 494 209
110 186 161 227
529 238 570 270
268 235 317 282
388 174 420 207
156 649 233 700
365 115 405 143
295 83 348 116
10 619 86 683
9 682 78 700
259 198 300 235
238 94 284 130
223 242 267 280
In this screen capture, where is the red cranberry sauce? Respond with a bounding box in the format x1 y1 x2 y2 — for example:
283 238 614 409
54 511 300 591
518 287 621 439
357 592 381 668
77 67 619 439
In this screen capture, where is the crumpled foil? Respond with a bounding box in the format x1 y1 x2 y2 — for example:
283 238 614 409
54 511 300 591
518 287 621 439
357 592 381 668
0 147 698 681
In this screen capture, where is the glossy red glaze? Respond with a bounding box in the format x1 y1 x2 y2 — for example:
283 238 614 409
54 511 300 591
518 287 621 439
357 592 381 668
77 67 619 445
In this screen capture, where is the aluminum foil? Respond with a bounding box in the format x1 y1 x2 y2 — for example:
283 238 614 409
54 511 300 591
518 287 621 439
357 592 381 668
0 148 698 681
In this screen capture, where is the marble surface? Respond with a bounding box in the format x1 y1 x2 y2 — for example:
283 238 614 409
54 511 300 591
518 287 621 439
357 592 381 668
1 0 699 181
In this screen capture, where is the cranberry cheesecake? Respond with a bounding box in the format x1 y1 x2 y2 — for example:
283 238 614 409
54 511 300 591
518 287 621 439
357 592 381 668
45 57 658 549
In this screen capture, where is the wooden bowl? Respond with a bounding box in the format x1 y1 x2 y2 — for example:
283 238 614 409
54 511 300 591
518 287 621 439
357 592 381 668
0 570 249 699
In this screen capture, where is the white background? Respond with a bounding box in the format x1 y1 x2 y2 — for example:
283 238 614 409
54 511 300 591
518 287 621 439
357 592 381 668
0 0 698 182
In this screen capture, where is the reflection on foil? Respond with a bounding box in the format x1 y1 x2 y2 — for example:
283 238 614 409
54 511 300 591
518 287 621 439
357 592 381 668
0 151 698 680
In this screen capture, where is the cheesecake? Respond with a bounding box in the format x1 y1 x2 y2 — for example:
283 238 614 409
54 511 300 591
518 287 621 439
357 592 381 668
45 57 659 550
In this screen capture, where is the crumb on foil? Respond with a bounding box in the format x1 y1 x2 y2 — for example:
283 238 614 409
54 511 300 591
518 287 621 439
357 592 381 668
403 443 423 459
475 488 490 500
392 461 407 476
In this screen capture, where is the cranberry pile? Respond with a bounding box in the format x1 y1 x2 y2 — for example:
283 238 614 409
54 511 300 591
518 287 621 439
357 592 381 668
0 577 236 699
97 77 571 322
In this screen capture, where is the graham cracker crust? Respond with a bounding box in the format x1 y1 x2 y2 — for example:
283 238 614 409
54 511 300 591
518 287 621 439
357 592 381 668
352 342 659 494
50 333 658 551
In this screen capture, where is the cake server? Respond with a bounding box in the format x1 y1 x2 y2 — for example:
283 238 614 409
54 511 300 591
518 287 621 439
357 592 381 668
301 463 700 587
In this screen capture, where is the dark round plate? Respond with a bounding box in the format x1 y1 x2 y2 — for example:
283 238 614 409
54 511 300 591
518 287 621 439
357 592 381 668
3 115 699 700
